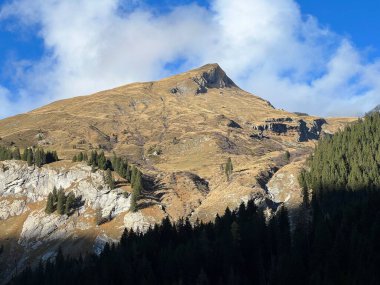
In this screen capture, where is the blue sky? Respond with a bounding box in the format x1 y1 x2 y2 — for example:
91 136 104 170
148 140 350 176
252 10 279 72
0 0 379 117
299 0 380 59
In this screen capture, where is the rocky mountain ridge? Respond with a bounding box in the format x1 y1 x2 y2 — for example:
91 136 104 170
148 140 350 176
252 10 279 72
0 64 356 283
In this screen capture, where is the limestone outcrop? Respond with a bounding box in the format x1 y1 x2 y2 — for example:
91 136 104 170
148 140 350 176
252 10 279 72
0 199 28 220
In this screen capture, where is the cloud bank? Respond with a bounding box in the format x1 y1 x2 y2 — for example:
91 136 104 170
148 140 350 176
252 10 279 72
0 0 379 118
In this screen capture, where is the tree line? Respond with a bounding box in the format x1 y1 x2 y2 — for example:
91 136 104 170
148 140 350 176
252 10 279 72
0 146 58 167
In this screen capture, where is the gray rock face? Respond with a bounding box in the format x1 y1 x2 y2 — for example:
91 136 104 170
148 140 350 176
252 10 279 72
93 234 118 255
298 119 326 142
253 118 326 141
169 64 237 96
254 120 297 134
18 210 73 248
0 160 131 249
0 161 130 215
0 199 28 220
124 212 158 233
194 64 236 92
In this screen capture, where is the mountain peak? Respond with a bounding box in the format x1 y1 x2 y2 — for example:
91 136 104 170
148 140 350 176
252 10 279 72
163 63 237 95
189 63 237 89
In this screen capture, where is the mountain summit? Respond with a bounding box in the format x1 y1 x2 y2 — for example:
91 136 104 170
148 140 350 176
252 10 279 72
0 63 277 157
164 63 237 95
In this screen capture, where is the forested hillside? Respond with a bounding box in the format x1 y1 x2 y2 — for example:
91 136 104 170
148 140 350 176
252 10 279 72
8 116 380 285
301 113 380 191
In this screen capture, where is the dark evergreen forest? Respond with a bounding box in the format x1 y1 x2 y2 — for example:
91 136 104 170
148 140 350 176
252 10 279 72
8 114 380 285
0 146 58 167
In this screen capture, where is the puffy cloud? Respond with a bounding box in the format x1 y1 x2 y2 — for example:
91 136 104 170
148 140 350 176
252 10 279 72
0 0 379 118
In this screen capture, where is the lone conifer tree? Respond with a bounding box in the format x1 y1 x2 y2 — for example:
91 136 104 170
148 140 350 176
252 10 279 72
130 170 142 212
130 192 137 212
284 150 291 163
225 157 233 181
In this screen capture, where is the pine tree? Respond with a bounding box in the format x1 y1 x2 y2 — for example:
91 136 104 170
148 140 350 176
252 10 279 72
52 186 58 205
130 191 137 212
34 149 42 167
130 170 142 212
131 166 138 187
65 192 75 215
26 149 33 166
12 147 21 160
106 169 115 189
21 148 28 161
133 171 142 194
284 150 290 162
45 193 55 214
225 157 233 181
98 151 106 170
57 188 66 215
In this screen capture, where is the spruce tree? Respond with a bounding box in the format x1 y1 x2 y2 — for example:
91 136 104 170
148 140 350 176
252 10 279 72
284 150 290 162
12 147 21 160
52 186 58 205
130 170 142 212
105 169 115 189
65 192 75 215
34 149 42 167
225 157 233 181
21 148 28 161
131 166 137 187
57 188 66 215
98 151 106 170
130 192 137 212
45 193 54 214
26 149 33 166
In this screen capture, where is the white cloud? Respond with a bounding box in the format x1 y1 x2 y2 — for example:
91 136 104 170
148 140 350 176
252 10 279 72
0 0 379 118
